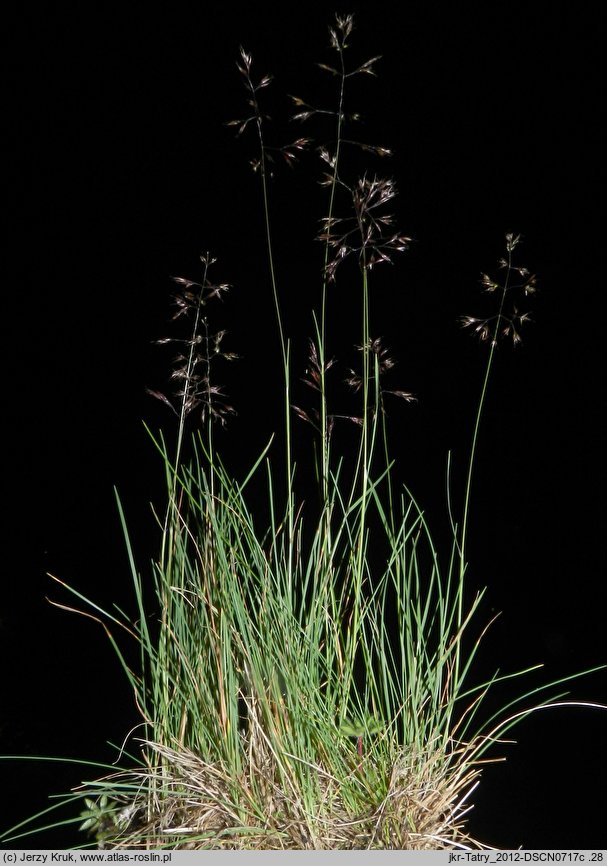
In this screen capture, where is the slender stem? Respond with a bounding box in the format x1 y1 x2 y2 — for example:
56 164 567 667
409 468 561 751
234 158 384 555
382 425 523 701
456 242 515 689
318 38 347 510
252 90 294 596
459 251 512 581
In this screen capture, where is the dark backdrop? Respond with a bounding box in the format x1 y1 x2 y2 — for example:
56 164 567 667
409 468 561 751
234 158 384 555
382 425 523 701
3 2 605 849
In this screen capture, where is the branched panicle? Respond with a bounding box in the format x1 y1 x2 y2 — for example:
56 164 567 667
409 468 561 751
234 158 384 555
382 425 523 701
227 47 313 171
289 15 415 433
346 337 417 406
319 175 412 281
148 255 238 426
293 341 338 435
293 20 411 278
288 14 411 289
301 339 336 393
294 335 415 435
291 15 400 251
460 233 537 347
292 14 382 139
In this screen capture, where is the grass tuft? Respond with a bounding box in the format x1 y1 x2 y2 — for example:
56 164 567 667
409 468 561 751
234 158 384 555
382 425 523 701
2 13 604 851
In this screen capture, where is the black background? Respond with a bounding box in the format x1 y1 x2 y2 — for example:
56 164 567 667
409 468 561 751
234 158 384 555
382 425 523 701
3 2 606 849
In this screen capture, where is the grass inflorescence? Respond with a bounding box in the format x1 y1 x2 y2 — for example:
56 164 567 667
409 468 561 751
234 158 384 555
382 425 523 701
2 13 604 850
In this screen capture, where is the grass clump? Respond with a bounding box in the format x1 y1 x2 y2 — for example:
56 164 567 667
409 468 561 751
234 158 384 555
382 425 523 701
2 14 604 850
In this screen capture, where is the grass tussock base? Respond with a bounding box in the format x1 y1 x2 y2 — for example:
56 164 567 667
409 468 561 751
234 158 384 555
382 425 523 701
82 736 489 850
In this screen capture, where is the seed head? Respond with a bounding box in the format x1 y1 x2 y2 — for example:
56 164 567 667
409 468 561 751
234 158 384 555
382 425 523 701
148 258 238 426
460 234 537 348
